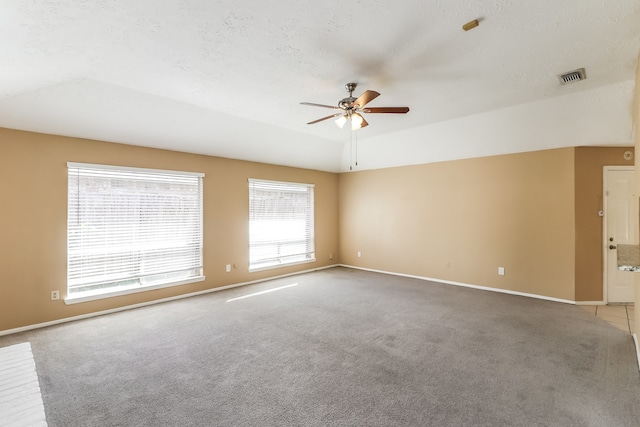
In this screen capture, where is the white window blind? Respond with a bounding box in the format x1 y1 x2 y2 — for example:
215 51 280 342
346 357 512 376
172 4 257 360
248 179 315 271
67 163 204 297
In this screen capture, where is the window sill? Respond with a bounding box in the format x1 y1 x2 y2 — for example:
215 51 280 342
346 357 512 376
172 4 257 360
249 258 316 273
64 276 206 305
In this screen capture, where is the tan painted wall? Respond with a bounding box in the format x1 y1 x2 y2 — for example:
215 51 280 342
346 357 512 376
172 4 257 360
1 125 631 332
0 128 339 332
574 147 634 302
338 148 577 301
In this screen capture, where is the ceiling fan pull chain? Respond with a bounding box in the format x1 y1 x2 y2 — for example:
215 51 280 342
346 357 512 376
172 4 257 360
349 130 353 171
355 131 358 166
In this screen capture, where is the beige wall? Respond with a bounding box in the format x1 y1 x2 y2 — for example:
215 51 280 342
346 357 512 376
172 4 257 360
1 126 632 332
338 148 577 301
0 128 339 331
574 147 634 302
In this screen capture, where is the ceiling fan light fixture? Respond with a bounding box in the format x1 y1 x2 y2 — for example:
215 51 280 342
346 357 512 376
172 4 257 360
351 113 364 130
335 114 347 128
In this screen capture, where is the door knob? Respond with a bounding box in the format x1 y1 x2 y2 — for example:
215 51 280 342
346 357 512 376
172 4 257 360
609 245 617 250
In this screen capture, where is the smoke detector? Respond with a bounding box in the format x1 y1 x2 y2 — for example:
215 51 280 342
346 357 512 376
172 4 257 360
558 68 586 85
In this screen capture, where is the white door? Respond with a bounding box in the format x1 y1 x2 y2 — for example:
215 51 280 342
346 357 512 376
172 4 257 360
605 167 637 303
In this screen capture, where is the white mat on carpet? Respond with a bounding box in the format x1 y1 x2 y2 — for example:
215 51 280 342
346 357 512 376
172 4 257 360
0 342 47 427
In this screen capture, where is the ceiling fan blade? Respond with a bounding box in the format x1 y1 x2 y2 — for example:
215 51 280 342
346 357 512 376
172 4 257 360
359 116 369 128
353 90 380 108
363 107 410 114
300 102 340 110
307 113 344 125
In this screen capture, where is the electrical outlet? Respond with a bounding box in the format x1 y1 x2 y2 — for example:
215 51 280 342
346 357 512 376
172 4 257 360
225 264 231 273
51 290 60 300
357 251 362 258
329 253 333 260
498 267 505 276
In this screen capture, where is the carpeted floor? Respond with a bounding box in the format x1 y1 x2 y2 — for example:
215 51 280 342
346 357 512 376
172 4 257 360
1 267 639 426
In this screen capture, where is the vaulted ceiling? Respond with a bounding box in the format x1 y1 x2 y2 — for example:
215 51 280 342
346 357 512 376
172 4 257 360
1 1 639 172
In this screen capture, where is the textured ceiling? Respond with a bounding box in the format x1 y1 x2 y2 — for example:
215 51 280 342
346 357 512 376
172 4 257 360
1 0 639 172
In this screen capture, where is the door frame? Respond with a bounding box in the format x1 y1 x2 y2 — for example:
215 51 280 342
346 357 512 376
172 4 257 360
602 165 635 304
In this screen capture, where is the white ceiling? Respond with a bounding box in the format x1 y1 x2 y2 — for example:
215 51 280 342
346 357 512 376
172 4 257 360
1 1 639 172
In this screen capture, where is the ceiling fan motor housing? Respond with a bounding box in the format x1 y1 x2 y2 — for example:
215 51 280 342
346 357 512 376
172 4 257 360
339 97 356 110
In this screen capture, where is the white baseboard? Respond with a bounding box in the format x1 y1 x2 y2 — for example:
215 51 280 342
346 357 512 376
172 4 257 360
0 264 339 337
340 264 576 305
634 334 640 373
0 264 598 337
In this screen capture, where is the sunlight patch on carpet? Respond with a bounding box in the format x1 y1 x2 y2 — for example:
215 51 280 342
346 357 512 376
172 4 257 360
226 283 298 302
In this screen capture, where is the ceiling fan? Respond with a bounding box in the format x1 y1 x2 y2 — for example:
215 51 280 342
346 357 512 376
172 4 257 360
301 83 410 130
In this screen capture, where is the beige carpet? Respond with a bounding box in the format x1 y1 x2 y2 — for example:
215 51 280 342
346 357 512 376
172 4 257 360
2 267 640 426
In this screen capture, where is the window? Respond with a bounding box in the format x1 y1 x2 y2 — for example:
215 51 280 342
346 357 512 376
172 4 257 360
67 163 204 301
248 179 315 271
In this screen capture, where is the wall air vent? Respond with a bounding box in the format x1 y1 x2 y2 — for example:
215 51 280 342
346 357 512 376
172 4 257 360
558 68 586 85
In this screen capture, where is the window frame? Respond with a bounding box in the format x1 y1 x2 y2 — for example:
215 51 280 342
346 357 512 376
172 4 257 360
65 162 205 304
248 178 316 272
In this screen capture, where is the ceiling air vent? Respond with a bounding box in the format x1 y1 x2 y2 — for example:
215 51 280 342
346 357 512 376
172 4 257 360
558 68 586 85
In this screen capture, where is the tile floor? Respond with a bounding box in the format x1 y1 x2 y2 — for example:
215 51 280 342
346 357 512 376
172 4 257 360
580 304 635 334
